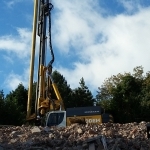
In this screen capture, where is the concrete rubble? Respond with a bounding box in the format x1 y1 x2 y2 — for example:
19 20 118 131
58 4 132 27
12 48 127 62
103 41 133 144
0 121 150 150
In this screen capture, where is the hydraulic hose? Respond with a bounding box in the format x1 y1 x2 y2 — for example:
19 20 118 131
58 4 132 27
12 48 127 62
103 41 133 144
47 3 54 70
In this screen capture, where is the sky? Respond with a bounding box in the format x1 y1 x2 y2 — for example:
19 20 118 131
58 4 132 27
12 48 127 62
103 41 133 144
0 0 150 97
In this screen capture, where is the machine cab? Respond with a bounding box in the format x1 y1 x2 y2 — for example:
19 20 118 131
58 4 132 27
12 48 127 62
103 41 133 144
46 111 66 127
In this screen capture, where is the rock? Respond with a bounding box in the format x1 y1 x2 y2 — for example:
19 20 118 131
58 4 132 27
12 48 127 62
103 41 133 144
24 138 33 146
82 142 88 149
31 126 41 133
0 131 2 137
106 129 114 137
102 127 106 131
55 147 61 150
88 129 97 134
10 131 21 138
17 134 24 137
10 139 17 143
130 127 138 135
105 122 112 127
141 121 146 124
11 131 16 134
77 128 83 134
43 126 51 132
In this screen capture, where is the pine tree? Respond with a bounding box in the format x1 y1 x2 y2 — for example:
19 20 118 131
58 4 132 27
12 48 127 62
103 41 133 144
72 77 94 107
4 83 28 125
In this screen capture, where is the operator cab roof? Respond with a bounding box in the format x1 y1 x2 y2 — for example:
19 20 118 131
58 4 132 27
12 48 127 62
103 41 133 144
66 106 103 117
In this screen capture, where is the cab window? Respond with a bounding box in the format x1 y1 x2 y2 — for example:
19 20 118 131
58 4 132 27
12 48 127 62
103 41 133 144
47 112 64 126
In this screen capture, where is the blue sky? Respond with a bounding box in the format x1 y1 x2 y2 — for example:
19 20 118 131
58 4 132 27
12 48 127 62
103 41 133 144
0 0 150 96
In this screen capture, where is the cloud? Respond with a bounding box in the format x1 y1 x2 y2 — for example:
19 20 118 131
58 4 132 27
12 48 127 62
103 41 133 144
4 0 25 8
118 0 140 13
4 68 29 91
0 28 41 92
52 0 101 53
3 55 14 64
1 0 150 96
0 26 40 92
0 28 31 58
52 1 150 93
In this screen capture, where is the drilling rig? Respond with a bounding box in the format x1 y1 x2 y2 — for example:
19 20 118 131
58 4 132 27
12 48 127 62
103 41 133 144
26 0 113 127
26 0 65 126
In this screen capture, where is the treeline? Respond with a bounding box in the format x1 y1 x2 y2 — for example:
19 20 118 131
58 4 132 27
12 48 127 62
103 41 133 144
0 71 94 125
0 66 150 125
96 66 150 123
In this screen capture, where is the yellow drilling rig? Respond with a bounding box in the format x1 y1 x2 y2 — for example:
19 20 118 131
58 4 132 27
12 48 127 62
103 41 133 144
26 0 113 127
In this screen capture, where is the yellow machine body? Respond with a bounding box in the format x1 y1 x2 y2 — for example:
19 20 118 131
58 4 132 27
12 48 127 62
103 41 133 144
67 115 102 126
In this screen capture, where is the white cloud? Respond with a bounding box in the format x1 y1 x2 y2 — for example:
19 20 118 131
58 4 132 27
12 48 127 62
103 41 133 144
0 26 41 92
4 68 29 91
0 27 41 92
118 0 140 13
0 28 31 58
52 0 101 53
1 0 150 96
52 1 150 93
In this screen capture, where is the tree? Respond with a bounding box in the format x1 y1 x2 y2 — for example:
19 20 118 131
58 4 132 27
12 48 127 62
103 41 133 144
4 83 28 125
11 83 28 112
96 66 144 123
0 90 5 124
71 77 95 107
111 75 142 123
4 94 24 125
96 72 131 111
133 66 143 79
96 86 112 111
140 71 150 121
52 70 73 109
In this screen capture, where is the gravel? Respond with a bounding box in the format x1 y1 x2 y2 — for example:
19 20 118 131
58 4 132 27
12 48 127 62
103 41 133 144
0 121 150 150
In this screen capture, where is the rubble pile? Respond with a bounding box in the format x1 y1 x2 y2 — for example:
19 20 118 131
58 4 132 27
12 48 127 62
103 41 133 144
0 121 150 150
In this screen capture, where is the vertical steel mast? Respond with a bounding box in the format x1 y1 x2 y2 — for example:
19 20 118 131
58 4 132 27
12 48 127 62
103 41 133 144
27 0 39 119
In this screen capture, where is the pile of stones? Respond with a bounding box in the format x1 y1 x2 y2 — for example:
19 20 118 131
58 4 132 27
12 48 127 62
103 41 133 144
0 121 150 150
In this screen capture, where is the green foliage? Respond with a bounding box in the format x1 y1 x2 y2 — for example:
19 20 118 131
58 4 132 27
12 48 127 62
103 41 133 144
1 66 150 125
96 66 150 123
4 96 24 125
111 75 142 123
133 66 143 79
71 77 95 107
0 90 5 124
10 83 28 112
1 84 28 125
140 72 150 121
52 70 72 109
52 73 94 108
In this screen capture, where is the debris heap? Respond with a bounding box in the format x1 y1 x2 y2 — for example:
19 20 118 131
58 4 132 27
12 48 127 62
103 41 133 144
0 121 150 150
